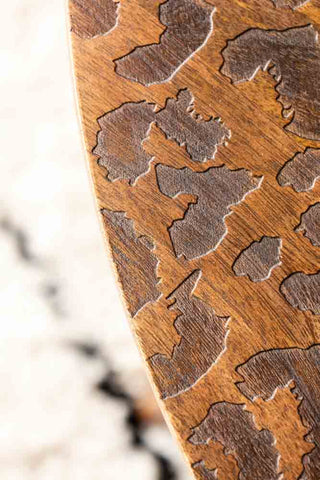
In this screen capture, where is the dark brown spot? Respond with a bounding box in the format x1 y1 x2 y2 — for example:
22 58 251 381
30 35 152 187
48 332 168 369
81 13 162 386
156 89 230 163
101 209 160 317
156 164 262 260
189 402 281 480
114 0 214 86
221 25 320 141
237 345 320 480
281 271 320 315
296 203 320 247
277 148 320 193
93 102 156 185
149 270 230 399
70 0 119 38
233 236 282 282
94 89 230 184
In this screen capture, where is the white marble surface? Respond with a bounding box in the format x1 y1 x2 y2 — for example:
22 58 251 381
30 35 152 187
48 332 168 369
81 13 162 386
0 0 190 478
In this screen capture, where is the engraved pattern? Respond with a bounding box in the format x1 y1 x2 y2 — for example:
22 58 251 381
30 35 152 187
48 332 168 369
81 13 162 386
114 0 214 85
221 25 320 140
189 402 281 480
280 271 320 314
93 102 156 185
70 0 119 38
70 0 320 476
156 164 263 259
233 237 282 282
93 89 229 184
296 203 320 247
101 210 161 317
150 270 230 399
237 346 320 480
156 89 230 163
277 148 320 192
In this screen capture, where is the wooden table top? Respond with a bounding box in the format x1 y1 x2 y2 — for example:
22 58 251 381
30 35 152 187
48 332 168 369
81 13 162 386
68 1 320 478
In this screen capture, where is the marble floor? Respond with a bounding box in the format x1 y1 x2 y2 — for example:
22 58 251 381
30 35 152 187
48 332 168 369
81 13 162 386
0 0 190 478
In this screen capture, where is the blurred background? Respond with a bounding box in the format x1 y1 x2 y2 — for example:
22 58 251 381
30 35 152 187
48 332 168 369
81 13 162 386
0 0 191 478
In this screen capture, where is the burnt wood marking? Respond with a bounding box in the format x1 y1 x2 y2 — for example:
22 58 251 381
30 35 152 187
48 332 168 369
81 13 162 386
156 164 262 260
280 271 320 315
149 270 230 399
233 237 282 282
221 25 320 141
101 209 161 317
192 461 219 480
296 203 320 247
70 0 119 38
237 345 320 480
277 148 320 192
114 0 215 86
93 102 156 185
93 89 230 183
156 89 230 163
189 402 281 480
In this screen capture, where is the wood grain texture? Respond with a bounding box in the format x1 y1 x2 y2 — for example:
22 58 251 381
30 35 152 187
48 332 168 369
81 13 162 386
189 402 281 480
272 0 311 9
93 101 156 184
149 270 230 399
237 345 320 479
101 209 160 316
233 236 282 282
277 148 320 192
221 24 320 140
68 0 320 477
156 89 230 163
192 461 219 480
93 88 230 184
156 164 262 259
280 271 320 314
70 0 119 38
296 202 320 246
114 0 215 86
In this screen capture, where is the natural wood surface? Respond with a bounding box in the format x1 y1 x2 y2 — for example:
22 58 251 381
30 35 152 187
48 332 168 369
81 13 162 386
68 0 320 478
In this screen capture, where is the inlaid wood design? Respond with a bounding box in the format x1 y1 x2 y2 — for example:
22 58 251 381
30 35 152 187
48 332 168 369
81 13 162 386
233 236 282 282
189 403 281 480
156 164 262 259
69 0 320 477
237 345 320 480
296 203 320 247
70 0 119 38
280 271 320 314
221 25 320 140
150 270 230 399
101 209 160 317
277 148 320 193
114 0 215 86
271 0 311 8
